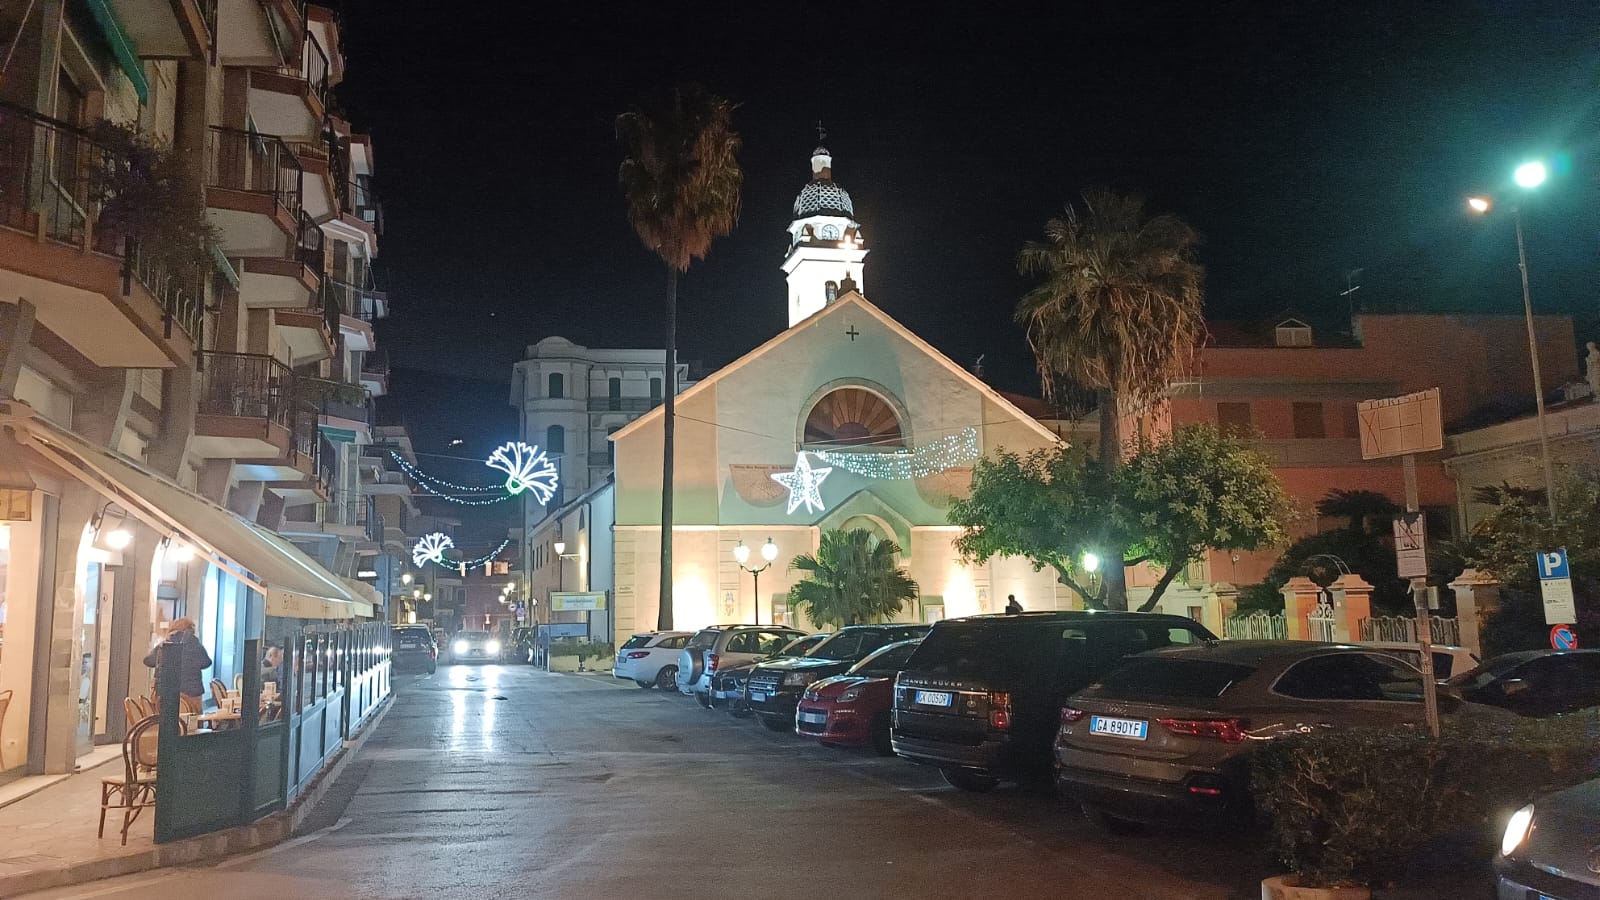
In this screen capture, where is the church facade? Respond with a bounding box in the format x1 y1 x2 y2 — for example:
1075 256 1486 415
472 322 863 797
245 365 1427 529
606 146 1070 635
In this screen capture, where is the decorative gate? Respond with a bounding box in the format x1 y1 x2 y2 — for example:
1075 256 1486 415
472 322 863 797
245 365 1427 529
1307 601 1338 642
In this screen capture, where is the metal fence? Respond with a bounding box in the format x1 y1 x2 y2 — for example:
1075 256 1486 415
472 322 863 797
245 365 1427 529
197 351 296 427
207 124 303 218
1307 601 1338 642
1224 611 1286 640
1359 615 1461 646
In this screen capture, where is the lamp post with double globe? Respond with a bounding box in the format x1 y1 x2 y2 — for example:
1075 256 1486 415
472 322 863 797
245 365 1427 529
733 538 780 624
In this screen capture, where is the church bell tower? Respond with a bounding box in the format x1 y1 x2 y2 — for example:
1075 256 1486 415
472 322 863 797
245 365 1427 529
781 142 868 327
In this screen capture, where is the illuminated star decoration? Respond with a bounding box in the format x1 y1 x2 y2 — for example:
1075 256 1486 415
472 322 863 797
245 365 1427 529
485 441 559 505
412 532 455 569
771 452 833 516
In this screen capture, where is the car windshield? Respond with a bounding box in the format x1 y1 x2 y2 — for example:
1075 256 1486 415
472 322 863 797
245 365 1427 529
687 630 720 652
1094 659 1257 700
778 635 826 658
621 635 653 650
458 633 491 644
907 621 1060 682
394 627 430 643
849 641 919 676
807 630 885 661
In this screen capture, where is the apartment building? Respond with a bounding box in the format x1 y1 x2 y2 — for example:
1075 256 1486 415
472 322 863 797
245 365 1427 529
0 0 391 779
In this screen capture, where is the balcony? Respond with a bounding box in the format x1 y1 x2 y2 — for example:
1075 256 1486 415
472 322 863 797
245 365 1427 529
218 0 305 68
272 275 337 367
192 351 305 472
108 0 214 58
206 125 301 256
325 277 384 351
359 350 389 397
0 101 199 367
240 209 320 310
301 375 371 425
588 397 662 413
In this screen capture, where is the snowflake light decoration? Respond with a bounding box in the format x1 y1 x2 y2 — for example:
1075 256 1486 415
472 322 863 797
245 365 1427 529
485 441 560 505
412 532 455 569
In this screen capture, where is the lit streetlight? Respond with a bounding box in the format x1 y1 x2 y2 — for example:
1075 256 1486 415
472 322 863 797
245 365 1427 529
401 572 413 586
1081 552 1100 573
1467 160 1557 518
733 538 780 624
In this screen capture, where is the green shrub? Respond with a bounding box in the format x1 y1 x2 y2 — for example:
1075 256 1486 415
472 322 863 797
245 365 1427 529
549 640 614 660
1252 712 1599 887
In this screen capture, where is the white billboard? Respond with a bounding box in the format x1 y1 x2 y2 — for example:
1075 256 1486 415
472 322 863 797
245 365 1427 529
1357 388 1443 460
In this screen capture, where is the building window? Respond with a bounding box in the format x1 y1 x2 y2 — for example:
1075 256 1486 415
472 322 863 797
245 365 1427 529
1217 402 1252 435
1293 402 1326 439
803 387 905 448
649 377 662 406
606 426 619 464
546 425 565 454
608 377 622 411
548 373 564 399
1275 319 1313 347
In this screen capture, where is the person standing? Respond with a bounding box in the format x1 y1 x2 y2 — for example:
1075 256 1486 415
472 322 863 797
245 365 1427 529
143 617 212 701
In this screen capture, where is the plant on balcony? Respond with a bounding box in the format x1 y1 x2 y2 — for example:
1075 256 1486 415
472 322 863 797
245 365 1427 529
87 120 218 278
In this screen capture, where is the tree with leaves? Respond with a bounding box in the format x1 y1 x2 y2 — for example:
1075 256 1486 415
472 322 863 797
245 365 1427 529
788 529 919 629
616 85 743 630
1261 488 1410 613
1015 188 1205 608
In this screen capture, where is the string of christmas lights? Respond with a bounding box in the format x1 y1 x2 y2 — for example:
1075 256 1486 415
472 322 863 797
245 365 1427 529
813 427 979 479
443 539 514 568
389 450 517 505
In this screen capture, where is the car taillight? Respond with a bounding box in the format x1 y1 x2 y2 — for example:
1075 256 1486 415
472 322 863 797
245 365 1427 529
626 651 650 659
1060 706 1086 725
1157 717 1250 743
988 692 1012 730
706 652 720 672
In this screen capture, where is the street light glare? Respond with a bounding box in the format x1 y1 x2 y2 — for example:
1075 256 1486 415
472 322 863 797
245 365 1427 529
1467 196 1490 213
1082 552 1100 573
1514 161 1546 188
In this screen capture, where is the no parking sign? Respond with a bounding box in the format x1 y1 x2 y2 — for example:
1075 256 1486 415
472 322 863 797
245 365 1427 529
1550 624 1579 651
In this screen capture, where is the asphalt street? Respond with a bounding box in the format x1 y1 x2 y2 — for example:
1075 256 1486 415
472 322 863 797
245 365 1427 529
23 664 1281 900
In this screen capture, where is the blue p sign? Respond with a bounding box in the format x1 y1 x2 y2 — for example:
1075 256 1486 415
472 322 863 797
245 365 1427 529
1537 549 1570 580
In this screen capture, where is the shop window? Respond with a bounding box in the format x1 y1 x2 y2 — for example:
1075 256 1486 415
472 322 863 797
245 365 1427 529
1293 402 1326 439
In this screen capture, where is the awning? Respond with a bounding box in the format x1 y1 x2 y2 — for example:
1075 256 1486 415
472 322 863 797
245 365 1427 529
2 400 373 619
84 0 150 104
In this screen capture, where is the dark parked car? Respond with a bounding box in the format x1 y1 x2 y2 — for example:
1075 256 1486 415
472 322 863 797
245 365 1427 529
711 633 829 713
1496 776 1600 899
797 639 922 754
746 624 929 731
390 625 437 674
892 611 1216 791
1448 649 1600 717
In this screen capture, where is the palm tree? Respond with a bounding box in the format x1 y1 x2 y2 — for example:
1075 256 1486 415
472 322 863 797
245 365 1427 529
616 85 742 630
1315 488 1400 535
1015 188 1204 608
788 529 919 629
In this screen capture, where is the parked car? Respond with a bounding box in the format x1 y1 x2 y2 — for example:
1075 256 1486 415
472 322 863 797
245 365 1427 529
676 625 806 701
712 633 829 713
612 631 693 688
1364 641 1478 680
892 611 1216 792
1448 649 1600 717
1496 775 1600 899
390 624 437 674
748 624 930 731
447 631 503 664
1055 641 1515 832
796 638 922 754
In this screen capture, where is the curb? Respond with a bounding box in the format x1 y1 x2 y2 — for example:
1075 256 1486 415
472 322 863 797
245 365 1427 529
0 696 394 899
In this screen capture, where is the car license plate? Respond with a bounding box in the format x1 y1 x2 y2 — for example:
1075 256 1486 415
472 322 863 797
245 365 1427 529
749 692 766 702
400 641 418 649
799 711 827 724
914 690 953 707
1089 715 1148 740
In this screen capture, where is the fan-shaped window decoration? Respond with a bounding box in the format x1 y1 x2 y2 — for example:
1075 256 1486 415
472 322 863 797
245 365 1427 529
804 388 905 448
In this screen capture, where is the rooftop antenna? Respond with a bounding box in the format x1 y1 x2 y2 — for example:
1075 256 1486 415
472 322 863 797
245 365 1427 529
1340 267 1364 327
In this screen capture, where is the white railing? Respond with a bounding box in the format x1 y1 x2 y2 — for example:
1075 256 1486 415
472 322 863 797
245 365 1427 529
1307 601 1338 642
1359 615 1461 646
1224 611 1287 640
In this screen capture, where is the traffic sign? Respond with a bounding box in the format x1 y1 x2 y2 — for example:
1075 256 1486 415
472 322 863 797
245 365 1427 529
1537 548 1578 625
1393 512 1428 579
1550 624 1578 650
1537 549 1570 580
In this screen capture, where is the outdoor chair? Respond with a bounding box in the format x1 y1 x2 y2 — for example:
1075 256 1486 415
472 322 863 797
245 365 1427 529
178 694 201 716
99 715 159 845
122 697 142 730
210 678 229 708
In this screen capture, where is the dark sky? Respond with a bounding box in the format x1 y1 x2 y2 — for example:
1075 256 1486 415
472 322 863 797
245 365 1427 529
336 0 1599 526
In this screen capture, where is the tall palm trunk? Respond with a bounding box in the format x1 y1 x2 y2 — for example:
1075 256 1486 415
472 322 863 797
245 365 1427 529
657 266 677 630
1097 388 1129 610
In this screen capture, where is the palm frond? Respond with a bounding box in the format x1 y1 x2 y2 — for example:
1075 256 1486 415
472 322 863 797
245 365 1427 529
786 529 919 629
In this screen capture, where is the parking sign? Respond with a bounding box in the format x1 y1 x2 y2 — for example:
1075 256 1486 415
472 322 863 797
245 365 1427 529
1537 548 1577 625
1537 549 1570 580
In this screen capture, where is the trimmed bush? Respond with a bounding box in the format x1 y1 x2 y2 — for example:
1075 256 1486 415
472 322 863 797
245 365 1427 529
1252 712 1600 887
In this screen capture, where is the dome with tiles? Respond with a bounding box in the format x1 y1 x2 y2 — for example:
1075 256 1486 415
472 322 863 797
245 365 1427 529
792 146 855 219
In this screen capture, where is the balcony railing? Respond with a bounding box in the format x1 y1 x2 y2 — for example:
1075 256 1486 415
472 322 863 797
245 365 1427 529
207 125 302 219
197 0 218 40
197 351 296 431
296 208 323 270
303 31 330 108
588 397 661 413
350 174 380 232
0 101 203 340
324 277 386 321
300 375 370 422
361 350 389 379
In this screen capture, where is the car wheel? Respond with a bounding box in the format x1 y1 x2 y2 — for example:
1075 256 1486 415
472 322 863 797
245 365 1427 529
655 666 677 691
870 713 893 757
1083 804 1145 836
635 679 654 689
695 692 712 709
759 714 791 733
941 769 1000 793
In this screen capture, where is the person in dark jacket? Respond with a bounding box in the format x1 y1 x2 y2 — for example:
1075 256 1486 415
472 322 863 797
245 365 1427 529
1004 594 1024 614
143 617 212 699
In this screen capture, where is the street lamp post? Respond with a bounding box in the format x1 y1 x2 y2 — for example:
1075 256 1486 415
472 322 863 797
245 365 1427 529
1469 160 1558 519
733 538 780 624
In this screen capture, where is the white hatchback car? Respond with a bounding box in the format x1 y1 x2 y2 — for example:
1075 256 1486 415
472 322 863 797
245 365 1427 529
613 631 693 689
1365 641 1480 680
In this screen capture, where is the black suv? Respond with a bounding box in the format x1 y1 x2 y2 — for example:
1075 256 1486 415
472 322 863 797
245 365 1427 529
746 624 930 732
892 611 1215 791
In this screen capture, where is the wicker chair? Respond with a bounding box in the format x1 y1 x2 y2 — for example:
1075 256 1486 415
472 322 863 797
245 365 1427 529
100 715 159 845
178 694 201 716
209 678 229 709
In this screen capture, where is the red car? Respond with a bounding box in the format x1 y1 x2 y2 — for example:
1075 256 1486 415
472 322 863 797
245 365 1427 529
796 639 921 755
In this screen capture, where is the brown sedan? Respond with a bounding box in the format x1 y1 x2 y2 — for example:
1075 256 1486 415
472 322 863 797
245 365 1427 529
1054 641 1515 833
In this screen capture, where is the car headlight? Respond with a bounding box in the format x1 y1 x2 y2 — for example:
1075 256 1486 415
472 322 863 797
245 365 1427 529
783 672 819 687
453 640 468 655
1500 803 1534 857
486 641 501 655
838 686 863 703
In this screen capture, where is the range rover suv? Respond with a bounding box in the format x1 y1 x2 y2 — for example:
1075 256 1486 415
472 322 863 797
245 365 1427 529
892 611 1215 791
746 624 929 732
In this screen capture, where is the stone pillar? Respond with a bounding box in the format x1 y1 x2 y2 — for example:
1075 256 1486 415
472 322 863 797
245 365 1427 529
1330 573 1374 643
120 522 162 723
41 484 97 774
1449 568 1500 658
146 365 196 481
1281 576 1322 640
1212 581 1239 624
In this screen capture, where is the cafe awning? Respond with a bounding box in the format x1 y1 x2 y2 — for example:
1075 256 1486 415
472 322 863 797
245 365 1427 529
3 400 373 619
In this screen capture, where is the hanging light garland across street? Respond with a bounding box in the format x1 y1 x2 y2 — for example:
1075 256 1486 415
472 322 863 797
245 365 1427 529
389 441 561 507
812 427 979 479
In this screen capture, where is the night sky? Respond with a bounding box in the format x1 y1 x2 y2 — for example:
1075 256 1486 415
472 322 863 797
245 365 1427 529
331 0 1599 534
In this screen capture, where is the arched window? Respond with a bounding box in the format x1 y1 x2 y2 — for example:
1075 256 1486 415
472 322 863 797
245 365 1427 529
546 425 565 454
803 387 904 448
547 373 564 399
